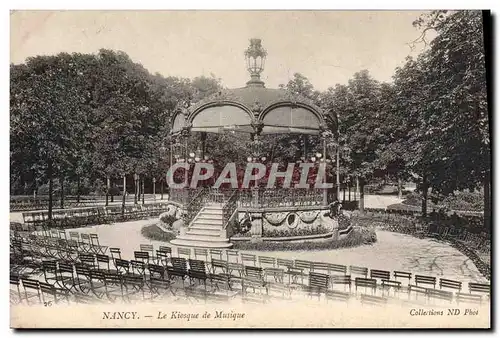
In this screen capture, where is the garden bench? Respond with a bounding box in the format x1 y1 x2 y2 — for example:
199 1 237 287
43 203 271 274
426 288 453 303
330 275 352 292
325 290 351 304
439 278 462 292
468 283 490 297
350 265 368 278
360 294 388 306
393 271 412 284
354 277 377 295
370 269 390 281
415 275 436 288
456 293 483 305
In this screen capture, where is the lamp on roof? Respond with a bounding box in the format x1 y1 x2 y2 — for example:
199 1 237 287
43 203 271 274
244 38 267 87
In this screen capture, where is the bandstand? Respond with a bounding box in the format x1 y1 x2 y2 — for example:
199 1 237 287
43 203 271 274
167 39 340 248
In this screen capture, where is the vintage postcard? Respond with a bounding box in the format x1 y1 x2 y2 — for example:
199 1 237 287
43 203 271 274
9 10 491 329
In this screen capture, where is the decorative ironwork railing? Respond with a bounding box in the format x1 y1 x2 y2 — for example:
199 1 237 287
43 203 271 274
182 188 208 226
238 188 325 208
222 190 239 229
169 188 199 205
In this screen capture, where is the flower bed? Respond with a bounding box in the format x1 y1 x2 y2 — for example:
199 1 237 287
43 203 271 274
232 226 376 251
141 224 177 242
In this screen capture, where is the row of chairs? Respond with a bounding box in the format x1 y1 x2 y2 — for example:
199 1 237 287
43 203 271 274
21 203 171 228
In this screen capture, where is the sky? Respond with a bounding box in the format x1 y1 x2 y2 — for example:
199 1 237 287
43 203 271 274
10 10 433 91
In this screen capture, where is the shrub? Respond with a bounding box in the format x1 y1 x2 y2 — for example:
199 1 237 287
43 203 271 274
141 224 177 242
232 226 377 251
263 224 329 238
159 214 177 227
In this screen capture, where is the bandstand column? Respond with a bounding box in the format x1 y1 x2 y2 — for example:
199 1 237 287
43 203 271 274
322 133 328 206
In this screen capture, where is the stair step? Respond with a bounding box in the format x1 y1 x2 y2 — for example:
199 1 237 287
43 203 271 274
203 209 223 215
177 234 230 243
190 224 223 231
187 229 222 237
195 217 223 223
170 238 233 249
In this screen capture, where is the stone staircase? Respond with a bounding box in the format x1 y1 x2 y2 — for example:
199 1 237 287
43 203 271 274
170 203 233 248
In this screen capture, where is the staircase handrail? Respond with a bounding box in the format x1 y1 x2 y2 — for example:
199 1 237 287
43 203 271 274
182 188 208 226
222 190 239 229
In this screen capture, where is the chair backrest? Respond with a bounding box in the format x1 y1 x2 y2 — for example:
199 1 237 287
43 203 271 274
350 265 368 277
89 234 100 246
109 248 122 259
58 263 74 275
177 247 191 258
96 254 110 264
426 288 453 302
354 277 377 289
328 263 347 275
468 282 490 295
148 264 165 277
295 259 313 271
456 292 483 305
211 259 228 272
311 262 329 273
79 253 96 266
171 257 187 270
134 251 150 262
415 275 436 287
370 269 391 280
115 259 131 272
188 259 207 274
194 248 208 260
226 250 239 263
277 258 294 269
245 266 263 280
21 278 39 291
209 249 223 260
309 272 329 290
439 278 462 291
258 256 276 268
42 260 57 272
159 246 172 255
393 270 412 280
140 244 154 253
241 253 256 266
39 282 56 295
330 275 351 285
80 233 91 243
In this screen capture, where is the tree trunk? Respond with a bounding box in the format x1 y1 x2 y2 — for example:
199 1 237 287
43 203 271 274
76 175 81 203
484 171 491 231
359 179 365 212
106 176 110 207
397 176 403 199
421 173 428 217
110 180 114 203
356 176 359 201
122 175 126 215
342 186 346 202
348 185 351 201
134 175 138 204
48 161 53 220
153 178 156 201
141 178 145 205
60 175 64 209
160 180 164 200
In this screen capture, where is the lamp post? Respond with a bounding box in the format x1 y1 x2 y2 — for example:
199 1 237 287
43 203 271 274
245 38 267 87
